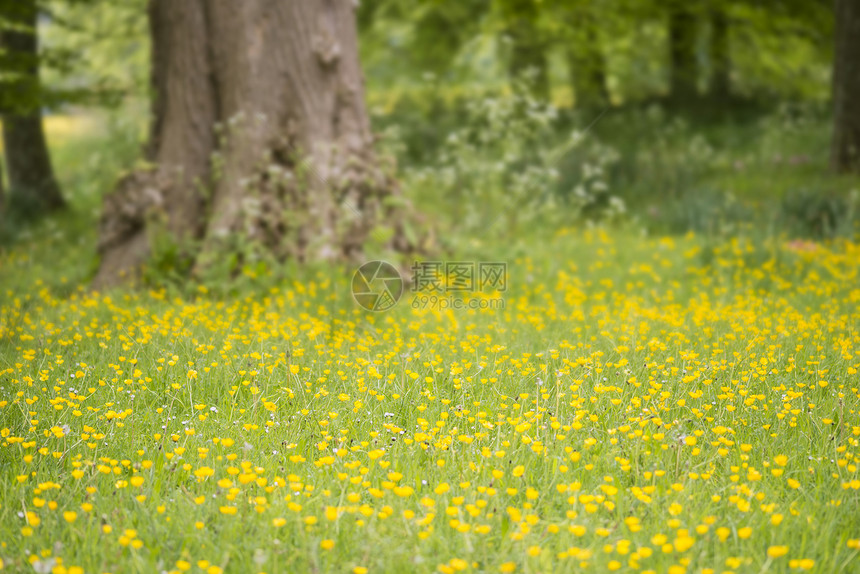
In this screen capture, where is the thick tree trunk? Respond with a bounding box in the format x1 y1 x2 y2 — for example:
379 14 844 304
0 0 65 213
832 0 860 173
504 0 549 100
668 2 699 101
94 0 414 288
709 5 730 100
567 14 608 107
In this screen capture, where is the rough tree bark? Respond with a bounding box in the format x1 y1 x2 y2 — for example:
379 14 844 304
0 0 65 213
709 4 730 100
832 0 860 173
94 0 415 287
668 1 699 101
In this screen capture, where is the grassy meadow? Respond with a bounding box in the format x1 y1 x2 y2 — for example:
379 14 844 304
1 106 860 574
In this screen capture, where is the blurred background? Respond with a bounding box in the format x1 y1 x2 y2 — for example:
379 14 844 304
0 0 856 291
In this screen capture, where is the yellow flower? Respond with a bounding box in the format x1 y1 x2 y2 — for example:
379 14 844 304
767 545 789 558
63 511 78 523
738 527 752 539
394 486 414 497
321 539 335 550
194 466 215 479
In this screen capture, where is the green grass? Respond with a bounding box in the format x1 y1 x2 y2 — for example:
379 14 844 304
0 105 859 574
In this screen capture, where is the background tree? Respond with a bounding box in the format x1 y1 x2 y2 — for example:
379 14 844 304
0 0 65 213
0 158 5 215
831 0 859 172
94 0 414 288
560 0 609 107
709 0 731 99
40 0 149 107
726 0 832 100
410 0 487 76
667 0 700 101
497 0 549 99
358 0 487 80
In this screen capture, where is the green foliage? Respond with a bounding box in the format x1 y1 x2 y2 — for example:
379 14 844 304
140 221 197 290
40 0 149 108
1 0 854 292
359 0 493 88
728 0 833 100
644 188 755 236
0 107 143 292
371 85 858 244
359 0 834 105
388 86 624 249
779 188 859 240
0 0 147 114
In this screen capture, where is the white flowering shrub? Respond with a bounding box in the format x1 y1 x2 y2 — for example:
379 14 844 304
391 88 624 242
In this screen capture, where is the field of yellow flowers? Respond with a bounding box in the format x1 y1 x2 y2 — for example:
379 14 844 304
1 229 859 574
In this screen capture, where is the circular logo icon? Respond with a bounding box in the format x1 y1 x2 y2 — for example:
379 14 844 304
352 261 403 312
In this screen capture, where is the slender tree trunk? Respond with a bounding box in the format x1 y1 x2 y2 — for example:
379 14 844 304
832 0 860 173
94 0 415 288
504 0 549 100
567 13 608 107
0 0 65 213
0 157 5 217
668 1 699 101
709 5 730 100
